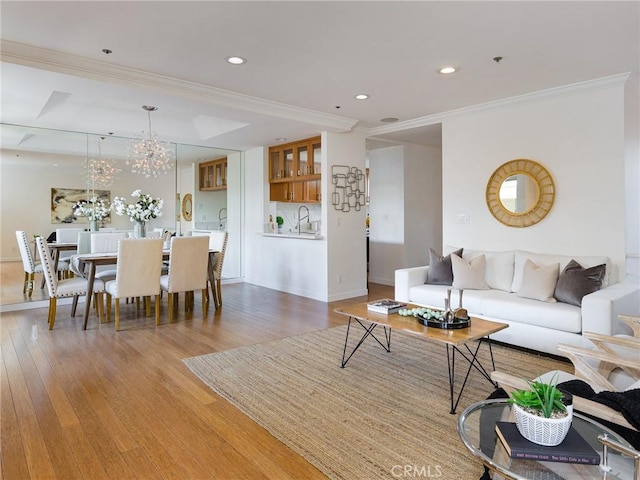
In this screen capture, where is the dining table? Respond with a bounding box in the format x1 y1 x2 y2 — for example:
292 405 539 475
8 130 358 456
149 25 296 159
72 249 219 329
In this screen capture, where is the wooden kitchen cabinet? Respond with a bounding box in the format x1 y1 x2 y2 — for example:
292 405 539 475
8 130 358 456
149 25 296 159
269 136 321 203
199 158 227 191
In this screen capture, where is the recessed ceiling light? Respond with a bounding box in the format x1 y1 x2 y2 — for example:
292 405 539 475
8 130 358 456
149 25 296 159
226 56 247 65
380 117 399 123
354 94 369 100
102 49 112 55
276 137 287 142
438 66 457 74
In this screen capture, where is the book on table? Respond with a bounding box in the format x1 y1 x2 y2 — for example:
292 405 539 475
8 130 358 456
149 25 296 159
367 299 407 314
495 421 600 465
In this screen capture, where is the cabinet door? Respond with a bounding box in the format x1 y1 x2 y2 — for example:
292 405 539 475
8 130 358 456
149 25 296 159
269 183 288 202
296 144 308 178
306 179 321 203
311 141 321 176
270 149 283 181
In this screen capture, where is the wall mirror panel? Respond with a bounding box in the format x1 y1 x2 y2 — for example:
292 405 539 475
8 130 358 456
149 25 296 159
0 123 241 306
486 158 555 228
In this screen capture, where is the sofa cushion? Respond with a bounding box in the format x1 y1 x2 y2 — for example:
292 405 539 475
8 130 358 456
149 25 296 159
478 291 582 333
554 259 606 306
426 248 463 285
462 249 514 292
452 254 489 290
511 250 611 292
516 259 559 302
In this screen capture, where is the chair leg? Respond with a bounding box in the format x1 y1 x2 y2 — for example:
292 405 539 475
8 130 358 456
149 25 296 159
202 288 208 317
216 279 222 309
115 298 121 331
145 296 152 317
71 295 79 316
95 293 104 323
168 293 175 324
48 297 57 330
155 294 161 326
23 272 28 294
106 294 112 323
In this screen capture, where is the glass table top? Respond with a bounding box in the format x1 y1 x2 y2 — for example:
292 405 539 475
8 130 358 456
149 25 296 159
457 399 635 480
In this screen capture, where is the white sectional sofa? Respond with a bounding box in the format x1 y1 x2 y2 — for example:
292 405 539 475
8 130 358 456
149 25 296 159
395 248 640 356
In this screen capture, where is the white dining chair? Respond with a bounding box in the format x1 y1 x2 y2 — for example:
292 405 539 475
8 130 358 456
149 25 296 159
160 236 210 323
104 238 164 331
16 230 45 296
36 237 105 329
208 231 228 309
55 227 82 264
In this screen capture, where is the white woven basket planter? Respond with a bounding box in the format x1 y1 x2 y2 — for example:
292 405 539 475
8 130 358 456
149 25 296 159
512 403 573 446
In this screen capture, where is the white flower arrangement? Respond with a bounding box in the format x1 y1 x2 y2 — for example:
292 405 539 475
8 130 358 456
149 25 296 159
73 196 111 221
112 189 164 223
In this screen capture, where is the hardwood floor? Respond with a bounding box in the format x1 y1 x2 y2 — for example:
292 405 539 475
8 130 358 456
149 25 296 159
1 272 394 479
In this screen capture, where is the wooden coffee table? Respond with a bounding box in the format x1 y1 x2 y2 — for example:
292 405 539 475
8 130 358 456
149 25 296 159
334 301 509 414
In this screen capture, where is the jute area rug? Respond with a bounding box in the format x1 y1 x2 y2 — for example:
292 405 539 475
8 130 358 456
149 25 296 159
184 325 569 479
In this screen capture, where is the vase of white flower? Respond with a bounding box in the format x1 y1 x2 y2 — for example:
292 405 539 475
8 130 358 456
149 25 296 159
134 221 147 238
113 190 163 237
73 196 111 230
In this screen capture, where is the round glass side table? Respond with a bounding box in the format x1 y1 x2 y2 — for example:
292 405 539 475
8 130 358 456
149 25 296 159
457 399 636 480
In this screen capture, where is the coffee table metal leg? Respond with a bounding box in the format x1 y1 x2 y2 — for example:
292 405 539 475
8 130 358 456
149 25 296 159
340 317 391 368
447 339 498 414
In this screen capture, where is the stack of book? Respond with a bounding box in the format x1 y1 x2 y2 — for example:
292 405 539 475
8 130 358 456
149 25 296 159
367 299 407 314
495 421 601 465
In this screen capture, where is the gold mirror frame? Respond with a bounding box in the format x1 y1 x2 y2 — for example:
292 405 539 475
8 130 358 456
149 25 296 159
181 193 193 221
486 159 555 228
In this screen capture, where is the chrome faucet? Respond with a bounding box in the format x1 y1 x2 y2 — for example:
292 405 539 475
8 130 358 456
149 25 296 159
218 207 227 230
297 205 309 233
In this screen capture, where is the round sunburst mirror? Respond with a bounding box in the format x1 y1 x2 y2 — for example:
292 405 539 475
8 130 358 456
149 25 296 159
181 193 193 221
486 159 555 228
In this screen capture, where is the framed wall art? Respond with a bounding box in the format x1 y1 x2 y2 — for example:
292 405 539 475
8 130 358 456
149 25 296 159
50 187 111 224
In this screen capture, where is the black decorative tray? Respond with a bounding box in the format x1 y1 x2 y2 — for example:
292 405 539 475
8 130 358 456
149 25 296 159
417 316 471 329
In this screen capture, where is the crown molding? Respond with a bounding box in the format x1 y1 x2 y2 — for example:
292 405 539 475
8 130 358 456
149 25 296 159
368 73 631 137
1 40 358 133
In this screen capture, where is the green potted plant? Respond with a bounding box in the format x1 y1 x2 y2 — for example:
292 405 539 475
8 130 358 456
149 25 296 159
508 373 573 446
276 216 284 233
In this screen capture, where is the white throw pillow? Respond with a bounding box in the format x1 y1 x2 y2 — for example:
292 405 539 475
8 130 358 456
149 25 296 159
452 254 489 290
516 259 559 302
462 249 515 292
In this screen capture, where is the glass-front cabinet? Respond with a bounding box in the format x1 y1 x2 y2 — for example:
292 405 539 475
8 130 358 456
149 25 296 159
269 136 321 203
199 157 227 191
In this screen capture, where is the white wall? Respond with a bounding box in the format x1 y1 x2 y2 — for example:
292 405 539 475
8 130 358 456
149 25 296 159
368 143 442 285
624 76 640 280
442 82 628 280
368 146 404 285
325 131 368 300
1 150 176 261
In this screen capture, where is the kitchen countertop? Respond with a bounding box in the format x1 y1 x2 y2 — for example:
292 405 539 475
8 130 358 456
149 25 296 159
262 232 323 240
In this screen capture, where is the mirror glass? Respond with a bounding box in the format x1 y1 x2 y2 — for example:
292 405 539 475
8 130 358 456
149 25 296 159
499 173 539 214
1 123 240 307
486 159 555 228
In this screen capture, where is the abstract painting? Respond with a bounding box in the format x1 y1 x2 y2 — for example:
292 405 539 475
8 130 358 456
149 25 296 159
50 188 110 224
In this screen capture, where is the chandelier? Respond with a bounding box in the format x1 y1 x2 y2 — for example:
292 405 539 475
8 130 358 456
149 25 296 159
127 105 174 178
84 138 120 188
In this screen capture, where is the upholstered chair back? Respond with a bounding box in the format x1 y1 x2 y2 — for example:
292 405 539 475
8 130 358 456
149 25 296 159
91 232 127 253
77 232 92 254
56 228 84 243
209 231 229 279
16 230 37 273
110 239 163 298
164 236 209 293
36 236 58 297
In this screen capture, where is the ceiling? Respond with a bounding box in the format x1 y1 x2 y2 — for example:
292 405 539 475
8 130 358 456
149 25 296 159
1 1 638 159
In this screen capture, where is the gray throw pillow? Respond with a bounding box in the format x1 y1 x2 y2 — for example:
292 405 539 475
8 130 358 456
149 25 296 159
554 259 606 306
426 248 463 285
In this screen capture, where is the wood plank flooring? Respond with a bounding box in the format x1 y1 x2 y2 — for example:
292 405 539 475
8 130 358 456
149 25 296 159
1 273 395 479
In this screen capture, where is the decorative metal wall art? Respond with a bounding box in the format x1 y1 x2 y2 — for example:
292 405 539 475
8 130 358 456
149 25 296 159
331 165 366 212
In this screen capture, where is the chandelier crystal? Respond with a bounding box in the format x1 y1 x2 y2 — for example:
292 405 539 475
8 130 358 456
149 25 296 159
127 105 174 178
85 140 120 188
